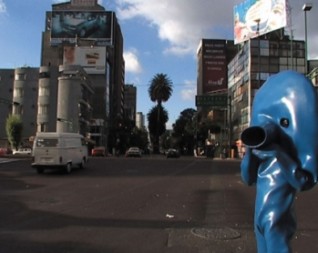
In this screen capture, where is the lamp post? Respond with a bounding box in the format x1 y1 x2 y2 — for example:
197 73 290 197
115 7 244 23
255 18 261 88
303 3 312 74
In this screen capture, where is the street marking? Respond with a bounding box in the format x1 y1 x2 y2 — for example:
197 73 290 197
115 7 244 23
0 158 19 164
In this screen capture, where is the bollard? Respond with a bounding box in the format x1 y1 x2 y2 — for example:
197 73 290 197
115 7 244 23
240 70 318 253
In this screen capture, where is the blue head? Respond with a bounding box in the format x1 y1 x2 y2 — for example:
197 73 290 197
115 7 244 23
246 70 318 189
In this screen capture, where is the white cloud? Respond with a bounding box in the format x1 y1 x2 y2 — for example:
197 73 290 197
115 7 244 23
115 0 318 59
0 0 6 13
116 0 239 56
181 80 196 101
123 49 142 74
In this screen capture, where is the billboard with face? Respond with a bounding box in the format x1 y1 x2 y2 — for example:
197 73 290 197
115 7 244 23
234 0 287 44
51 11 112 44
63 46 106 74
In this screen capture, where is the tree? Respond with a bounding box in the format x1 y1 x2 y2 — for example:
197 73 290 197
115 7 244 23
129 127 149 151
148 73 173 106
147 105 168 153
172 108 197 155
148 73 173 153
6 114 23 150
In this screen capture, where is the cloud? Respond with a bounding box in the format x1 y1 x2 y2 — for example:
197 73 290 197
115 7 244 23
116 0 239 56
115 0 318 59
0 0 6 13
181 80 196 101
123 49 142 74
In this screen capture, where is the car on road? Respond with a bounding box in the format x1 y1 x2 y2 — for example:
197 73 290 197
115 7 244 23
91 147 106 157
31 132 88 174
125 147 142 157
166 148 180 158
13 148 32 155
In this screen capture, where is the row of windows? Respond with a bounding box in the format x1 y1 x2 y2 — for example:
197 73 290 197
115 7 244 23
250 40 305 50
250 47 305 58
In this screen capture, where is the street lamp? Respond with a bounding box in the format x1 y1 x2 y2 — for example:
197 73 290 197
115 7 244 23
303 3 312 74
255 18 261 88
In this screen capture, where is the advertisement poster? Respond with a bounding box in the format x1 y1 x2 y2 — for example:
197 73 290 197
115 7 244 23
63 46 106 74
51 11 112 44
202 40 227 93
234 0 287 44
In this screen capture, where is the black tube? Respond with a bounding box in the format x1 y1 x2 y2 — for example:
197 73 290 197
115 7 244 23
241 123 277 149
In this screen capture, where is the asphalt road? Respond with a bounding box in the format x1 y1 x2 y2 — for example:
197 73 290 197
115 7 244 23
0 156 317 253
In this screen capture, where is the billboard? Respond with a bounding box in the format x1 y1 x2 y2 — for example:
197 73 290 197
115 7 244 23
234 0 287 44
202 40 228 93
63 46 106 74
51 11 112 45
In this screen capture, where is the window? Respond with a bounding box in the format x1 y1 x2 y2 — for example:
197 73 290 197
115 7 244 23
36 138 58 147
39 87 50 96
260 48 269 56
38 105 48 115
13 87 23 98
15 73 26 81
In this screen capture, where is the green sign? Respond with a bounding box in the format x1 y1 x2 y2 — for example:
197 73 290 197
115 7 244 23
195 95 228 107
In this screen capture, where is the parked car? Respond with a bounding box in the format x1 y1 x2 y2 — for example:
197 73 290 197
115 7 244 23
91 147 106 157
0 147 12 156
166 148 180 158
13 148 32 155
125 147 142 157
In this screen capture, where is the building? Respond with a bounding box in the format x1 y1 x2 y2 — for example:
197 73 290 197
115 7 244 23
196 39 238 147
123 84 137 122
41 0 125 147
11 67 39 145
197 39 237 96
136 112 145 129
228 31 306 156
0 0 125 150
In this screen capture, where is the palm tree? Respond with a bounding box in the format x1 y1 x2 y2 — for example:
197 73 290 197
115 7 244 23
148 73 173 153
148 73 173 106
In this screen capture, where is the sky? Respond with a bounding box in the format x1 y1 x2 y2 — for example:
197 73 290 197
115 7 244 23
0 0 317 129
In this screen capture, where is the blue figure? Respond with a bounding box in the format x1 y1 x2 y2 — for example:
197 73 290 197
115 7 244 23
240 70 318 253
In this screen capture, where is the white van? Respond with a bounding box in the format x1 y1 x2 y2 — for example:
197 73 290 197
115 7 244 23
31 132 88 174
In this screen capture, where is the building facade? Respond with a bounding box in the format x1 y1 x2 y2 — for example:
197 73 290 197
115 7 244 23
12 68 39 145
41 0 125 148
135 112 145 129
228 33 306 156
0 0 124 150
123 84 137 122
196 39 238 148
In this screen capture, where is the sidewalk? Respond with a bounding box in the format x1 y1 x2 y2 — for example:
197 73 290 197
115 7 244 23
197 163 318 253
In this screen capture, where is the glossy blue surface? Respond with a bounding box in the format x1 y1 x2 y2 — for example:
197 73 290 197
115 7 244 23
241 70 318 253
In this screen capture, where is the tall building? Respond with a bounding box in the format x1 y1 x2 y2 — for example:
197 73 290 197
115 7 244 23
135 112 145 129
228 32 306 156
40 0 124 147
12 67 39 134
196 39 238 146
0 0 124 150
123 84 137 122
197 39 237 96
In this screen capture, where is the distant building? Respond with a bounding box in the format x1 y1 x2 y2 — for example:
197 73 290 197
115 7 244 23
197 39 237 96
196 39 238 146
123 84 137 122
136 112 145 129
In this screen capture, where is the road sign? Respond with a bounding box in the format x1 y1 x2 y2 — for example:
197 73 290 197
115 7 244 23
195 95 228 107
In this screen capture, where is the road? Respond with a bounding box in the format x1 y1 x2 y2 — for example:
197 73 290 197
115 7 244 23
0 156 317 253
